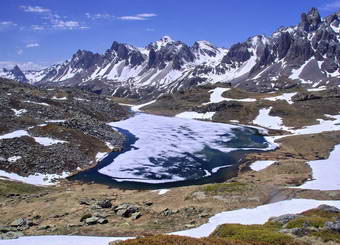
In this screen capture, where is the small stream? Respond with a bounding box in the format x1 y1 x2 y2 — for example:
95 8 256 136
69 113 275 189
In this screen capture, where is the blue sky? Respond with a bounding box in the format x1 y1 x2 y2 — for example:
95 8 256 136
1 0 340 70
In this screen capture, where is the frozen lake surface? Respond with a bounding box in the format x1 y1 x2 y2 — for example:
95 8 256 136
70 113 275 189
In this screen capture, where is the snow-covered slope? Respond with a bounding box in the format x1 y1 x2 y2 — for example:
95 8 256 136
2 8 340 99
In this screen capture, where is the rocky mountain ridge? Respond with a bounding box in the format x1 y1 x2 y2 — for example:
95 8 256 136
0 78 129 178
1 8 340 99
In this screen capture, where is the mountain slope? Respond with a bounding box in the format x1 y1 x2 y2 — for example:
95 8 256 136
1 8 340 99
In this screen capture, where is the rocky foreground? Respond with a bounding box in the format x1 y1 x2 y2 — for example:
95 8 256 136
1 79 340 244
0 78 130 178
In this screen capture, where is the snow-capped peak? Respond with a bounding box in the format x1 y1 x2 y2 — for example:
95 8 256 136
151 35 175 50
194 40 216 50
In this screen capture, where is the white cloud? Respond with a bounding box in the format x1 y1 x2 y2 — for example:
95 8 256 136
0 21 18 30
31 25 45 31
19 5 88 30
137 13 157 18
0 61 48 71
26 43 40 48
52 20 80 29
17 49 24 55
86 13 114 20
321 0 340 11
118 13 157 21
20 5 51 13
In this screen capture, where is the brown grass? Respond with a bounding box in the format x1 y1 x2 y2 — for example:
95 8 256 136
116 235 266 245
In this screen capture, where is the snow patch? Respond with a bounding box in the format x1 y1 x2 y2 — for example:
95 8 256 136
173 199 340 238
52 96 67 101
7 156 22 163
297 144 340 190
23 100 50 106
131 100 156 112
204 87 230 104
0 170 70 186
11 109 27 117
250 160 276 171
264 92 297 104
253 107 290 130
33 137 67 146
152 189 170 195
0 235 132 245
0 130 67 146
175 111 215 120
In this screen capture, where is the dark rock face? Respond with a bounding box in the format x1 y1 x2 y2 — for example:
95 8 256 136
275 32 292 59
299 8 322 32
222 43 251 64
147 41 195 70
1 65 28 83
286 38 314 63
70 50 103 70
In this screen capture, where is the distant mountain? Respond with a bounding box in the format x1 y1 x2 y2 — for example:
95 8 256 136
1 8 340 99
0 65 28 83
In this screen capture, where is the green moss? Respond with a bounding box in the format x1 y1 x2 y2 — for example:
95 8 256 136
311 230 340 243
201 182 247 194
0 179 45 195
286 216 329 229
210 224 298 245
301 208 340 219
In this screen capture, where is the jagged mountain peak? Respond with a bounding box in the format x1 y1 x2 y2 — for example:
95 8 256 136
2 7 339 98
1 64 28 83
299 7 322 32
149 35 176 51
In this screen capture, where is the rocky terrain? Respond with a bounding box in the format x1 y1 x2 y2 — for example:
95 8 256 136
1 8 340 99
0 78 130 178
117 204 340 244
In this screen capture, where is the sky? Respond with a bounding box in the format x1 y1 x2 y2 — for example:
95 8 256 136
0 0 340 70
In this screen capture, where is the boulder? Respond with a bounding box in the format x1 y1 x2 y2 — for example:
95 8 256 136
80 213 92 222
324 221 340 232
317 204 340 213
10 218 27 227
114 203 140 218
131 212 141 220
85 217 99 225
0 231 24 240
160 208 173 217
97 200 112 209
269 214 300 225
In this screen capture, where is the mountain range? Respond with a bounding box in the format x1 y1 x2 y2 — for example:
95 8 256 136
1 8 340 99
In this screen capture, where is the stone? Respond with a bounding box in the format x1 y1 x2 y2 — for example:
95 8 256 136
131 212 141 220
317 204 340 213
80 213 92 222
114 203 140 218
79 199 90 205
98 218 108 224
85 217 99 225
280 228 308 237
0 231 24 240
160 208 173 217
324 221 340 232
97 200 112 209
10 218 27 227
270 214 300 225
143 201 153 206
37 225 51 230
